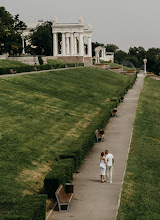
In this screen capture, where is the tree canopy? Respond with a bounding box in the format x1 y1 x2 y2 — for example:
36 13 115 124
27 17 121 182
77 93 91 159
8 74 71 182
30 21 52 56
0 6 26 54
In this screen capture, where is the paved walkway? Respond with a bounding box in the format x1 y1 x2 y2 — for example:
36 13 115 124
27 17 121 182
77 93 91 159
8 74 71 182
48 72 145 220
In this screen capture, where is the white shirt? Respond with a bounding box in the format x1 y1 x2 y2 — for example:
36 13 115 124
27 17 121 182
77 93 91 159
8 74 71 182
105 153 114 166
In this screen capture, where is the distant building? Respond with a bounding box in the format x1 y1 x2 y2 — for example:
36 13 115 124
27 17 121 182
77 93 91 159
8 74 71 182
94 46 114 63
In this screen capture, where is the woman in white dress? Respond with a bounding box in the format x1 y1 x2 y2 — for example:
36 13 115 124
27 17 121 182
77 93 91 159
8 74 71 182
100 152 107 183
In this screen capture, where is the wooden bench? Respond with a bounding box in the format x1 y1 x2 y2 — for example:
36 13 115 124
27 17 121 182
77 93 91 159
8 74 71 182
34 67 39 71
95 129 104 142
10 69 16 74
119 96 124 102
111 108 117 117
55 184 73 211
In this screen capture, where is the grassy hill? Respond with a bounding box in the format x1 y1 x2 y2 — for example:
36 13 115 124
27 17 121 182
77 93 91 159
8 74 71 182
117 77 160 219
0 60 30 68
0 67 136 219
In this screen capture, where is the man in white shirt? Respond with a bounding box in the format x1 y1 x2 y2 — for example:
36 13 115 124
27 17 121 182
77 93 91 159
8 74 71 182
105 150 114 183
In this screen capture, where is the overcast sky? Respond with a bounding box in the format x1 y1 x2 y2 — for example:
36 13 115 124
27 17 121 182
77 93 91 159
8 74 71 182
1 0 160 52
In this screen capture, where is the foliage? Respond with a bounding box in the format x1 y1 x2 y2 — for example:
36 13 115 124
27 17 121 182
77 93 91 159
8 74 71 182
115 46 160 75
44 159 74 198
38 55 44 65
117 78 160 219
115 50 128 64
30 21 52 55
0 67 136 219
0 59 84 75
106 44 119 52
0 7 26 55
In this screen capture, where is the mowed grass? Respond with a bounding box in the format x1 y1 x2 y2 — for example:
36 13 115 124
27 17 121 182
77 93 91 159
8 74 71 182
0 60 30 68
0 67 135 217
110 63 133 71
47 59 71 65
117 78 160 220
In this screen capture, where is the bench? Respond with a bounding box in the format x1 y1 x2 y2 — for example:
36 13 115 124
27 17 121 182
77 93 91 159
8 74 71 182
10 69 16 74
55 184 74 211
119 96 124 102
111 108 117 117
95 129 104 142
34 67 39 71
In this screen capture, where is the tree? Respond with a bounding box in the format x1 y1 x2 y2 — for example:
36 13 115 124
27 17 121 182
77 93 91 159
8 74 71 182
0 7 26 54
114 50 127 64
128 46 146 67
124 56 139 68
106 44 119 52
146 48 160 74
30 21 52 56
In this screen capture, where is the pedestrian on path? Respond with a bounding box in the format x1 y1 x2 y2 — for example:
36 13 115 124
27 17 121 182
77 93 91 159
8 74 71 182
105 150 114 183
100 152 107 183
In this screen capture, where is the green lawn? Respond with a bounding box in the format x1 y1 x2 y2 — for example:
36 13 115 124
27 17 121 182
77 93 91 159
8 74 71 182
117 77 160 220
0 60 29 68
47 59 70 65
110 62 133 71
0 67 135 218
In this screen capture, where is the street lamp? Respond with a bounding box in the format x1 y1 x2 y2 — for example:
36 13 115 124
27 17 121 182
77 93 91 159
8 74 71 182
143 58 147 74
21 32 25 55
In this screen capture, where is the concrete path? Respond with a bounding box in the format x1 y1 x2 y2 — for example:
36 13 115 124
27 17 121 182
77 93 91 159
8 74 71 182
49 72 145 220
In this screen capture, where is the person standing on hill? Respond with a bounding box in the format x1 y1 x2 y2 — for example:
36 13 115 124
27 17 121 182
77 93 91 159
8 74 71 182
105 150 114 183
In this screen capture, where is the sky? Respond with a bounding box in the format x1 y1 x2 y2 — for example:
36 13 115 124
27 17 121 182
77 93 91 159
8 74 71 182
1 0 160 52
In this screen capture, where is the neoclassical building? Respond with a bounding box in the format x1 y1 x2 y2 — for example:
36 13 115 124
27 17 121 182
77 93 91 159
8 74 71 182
52 16 93 66
95 46 114 63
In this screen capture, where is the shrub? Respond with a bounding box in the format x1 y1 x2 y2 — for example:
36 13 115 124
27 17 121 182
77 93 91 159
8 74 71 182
44 158 74 198
59 148 82 172
38 56 44 65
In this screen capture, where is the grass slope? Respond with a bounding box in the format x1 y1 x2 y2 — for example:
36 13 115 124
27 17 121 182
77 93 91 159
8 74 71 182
0 60 30 68
0 67 135 218
117 78 160 220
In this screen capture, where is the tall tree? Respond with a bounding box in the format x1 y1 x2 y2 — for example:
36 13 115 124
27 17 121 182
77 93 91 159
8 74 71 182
106 44 119 52
114 50 127 64
30 21 52 56
0 7 26 54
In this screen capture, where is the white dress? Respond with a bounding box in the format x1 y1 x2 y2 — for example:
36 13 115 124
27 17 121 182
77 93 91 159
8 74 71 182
100 159 106 175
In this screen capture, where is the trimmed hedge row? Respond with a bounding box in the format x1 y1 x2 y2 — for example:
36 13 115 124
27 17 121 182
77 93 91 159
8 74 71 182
43 73 137 199
44 158 74 198
0 63 84 75
44 100 117 199
2 194 47 220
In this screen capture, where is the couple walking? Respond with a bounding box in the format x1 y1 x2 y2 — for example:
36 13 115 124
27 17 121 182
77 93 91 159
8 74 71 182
100 150 114 183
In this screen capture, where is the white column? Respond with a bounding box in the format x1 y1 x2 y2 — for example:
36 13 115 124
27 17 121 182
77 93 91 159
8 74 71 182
66 33 70 55
74 37 77 55
53 33 58 56
61 33 66 56
88 37 92 57
79 33 84 56
70 33 74 56
21 33 25 55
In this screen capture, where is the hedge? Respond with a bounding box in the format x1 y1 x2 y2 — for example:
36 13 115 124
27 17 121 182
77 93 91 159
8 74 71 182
44 100 117 199
43 78 139 199
0 63 84 75
44 158 74 198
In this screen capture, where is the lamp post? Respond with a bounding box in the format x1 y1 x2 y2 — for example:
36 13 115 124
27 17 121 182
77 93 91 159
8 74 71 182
143 58 147 74
21 33 25 55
